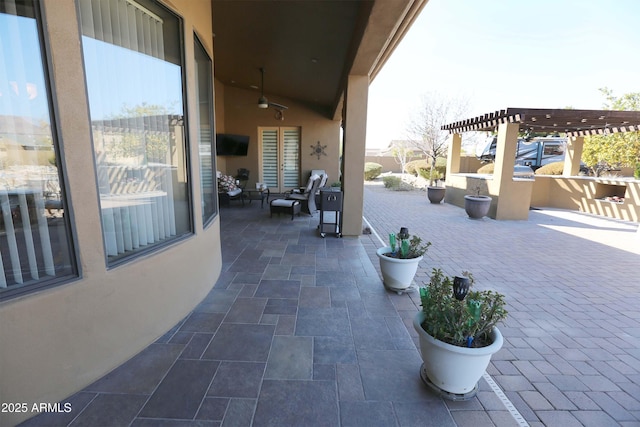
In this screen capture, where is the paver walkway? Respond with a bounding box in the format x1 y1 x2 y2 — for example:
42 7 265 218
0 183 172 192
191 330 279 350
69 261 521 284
362 181 640 427
20 181 639 427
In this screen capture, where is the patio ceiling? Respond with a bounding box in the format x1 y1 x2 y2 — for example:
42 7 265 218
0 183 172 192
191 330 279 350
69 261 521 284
211 0 428 119
441 108 640 137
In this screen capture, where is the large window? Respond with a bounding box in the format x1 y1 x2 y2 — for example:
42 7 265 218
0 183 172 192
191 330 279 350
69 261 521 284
194 35 216 225
0 0 77 299
79 0 191 264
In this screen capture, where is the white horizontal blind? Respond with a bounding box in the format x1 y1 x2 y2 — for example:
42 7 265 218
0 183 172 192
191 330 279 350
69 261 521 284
79 0 179 260
261 129 278 189
282 128 300 188
0 1 59 289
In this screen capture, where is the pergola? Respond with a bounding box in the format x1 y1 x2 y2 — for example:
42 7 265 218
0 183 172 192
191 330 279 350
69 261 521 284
441 108 640 220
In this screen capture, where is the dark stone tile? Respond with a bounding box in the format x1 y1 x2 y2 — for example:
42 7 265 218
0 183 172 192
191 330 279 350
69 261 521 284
265 336 313 380
85 343 183 394
221 398 256 426
450 410 497 427
196 289 240 313
264 298 298 315
19 392 97 427
314 363 336 380
340 401 396 427
337 363 364 401
169 331 194 345
285 244 306 254
253 380 338 426
228 258 269 274
180 312 225 333
316 271 355 286
299 286 331 308
254 279 301 299
207 361 265 398
224 297 267 323
180 333 213 360
291 265 315 275
314 336 357 364
132 419 218 427
295 307 351 336
350 316 396 350
69 394 147 427
275 315 296 335
155 319 186 343
202 323 275 361
393 401 456 427
195 397 228 421
358 350 430 401
232 272 263 284
140 359 219 419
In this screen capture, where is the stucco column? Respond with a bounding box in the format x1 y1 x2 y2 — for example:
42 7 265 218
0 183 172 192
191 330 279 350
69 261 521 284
446 133 462 177
494 121 534 220
341 75 368 236
563 136 584 176
493 122 519 186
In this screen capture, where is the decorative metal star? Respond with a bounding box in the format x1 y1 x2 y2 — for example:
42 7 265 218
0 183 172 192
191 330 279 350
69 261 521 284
310 141 327 160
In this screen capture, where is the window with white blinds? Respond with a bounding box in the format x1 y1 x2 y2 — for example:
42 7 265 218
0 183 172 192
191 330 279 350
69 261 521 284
0 0 77 299
261 129 279 189
283 129 300 188
194 35 216 225
79 0 191 264
260 127 300 192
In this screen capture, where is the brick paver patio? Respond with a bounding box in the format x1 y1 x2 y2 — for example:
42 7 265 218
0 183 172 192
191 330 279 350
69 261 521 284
20 181 639 426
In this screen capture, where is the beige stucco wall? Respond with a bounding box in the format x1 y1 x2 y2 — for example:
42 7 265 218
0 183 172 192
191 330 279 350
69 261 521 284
532 176 640 222
217 86 341 191
0 1 222 425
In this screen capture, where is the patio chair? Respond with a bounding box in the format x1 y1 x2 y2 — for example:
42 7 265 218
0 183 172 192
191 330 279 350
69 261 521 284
285 174 322 214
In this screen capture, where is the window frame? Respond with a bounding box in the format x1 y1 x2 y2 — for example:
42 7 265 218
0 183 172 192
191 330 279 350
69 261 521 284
194 32 218 228
0 0 79 301
77 0 194 268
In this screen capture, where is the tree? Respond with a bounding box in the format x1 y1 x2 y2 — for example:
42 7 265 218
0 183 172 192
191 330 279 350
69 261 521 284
389 141 415 175
582 88 640 176
405 92 469 185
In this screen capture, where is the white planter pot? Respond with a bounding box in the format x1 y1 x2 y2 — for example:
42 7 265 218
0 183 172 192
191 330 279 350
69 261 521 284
413 311 503 397
376 247 422 291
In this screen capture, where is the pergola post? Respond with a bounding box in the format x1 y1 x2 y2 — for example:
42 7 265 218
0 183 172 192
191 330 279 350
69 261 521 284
446 133 462 177
493 121 533 220
563 136 584 176
493 122 519 186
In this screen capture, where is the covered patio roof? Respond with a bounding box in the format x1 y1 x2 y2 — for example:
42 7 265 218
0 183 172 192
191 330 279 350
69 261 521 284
441 108 640 137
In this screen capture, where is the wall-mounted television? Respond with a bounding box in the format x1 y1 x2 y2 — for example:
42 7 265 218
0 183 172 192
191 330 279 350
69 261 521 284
215 133 249 156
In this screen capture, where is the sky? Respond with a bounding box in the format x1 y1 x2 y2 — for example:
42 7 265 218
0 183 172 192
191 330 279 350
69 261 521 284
366 0 640 148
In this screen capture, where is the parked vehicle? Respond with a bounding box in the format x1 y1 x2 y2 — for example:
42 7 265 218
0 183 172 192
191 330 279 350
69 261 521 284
477 136 567 170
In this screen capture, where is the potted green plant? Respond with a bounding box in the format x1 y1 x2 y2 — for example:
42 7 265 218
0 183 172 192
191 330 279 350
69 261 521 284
376 227 431 294
413 268 507 399
464 183 492 219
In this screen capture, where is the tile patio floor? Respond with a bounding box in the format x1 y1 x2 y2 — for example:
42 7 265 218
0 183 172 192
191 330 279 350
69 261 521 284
21 181 640 427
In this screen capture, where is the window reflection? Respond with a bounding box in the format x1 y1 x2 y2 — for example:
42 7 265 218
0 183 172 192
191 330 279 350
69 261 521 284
0 0 76 297
79 0 191 263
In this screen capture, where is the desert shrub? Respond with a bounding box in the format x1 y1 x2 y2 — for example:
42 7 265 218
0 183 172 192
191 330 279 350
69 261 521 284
418 168 443 182
364 162 382 180
382 176 402 188
535 161 564 175
408 157 447 177
405 159 430 175
477 163 494 174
